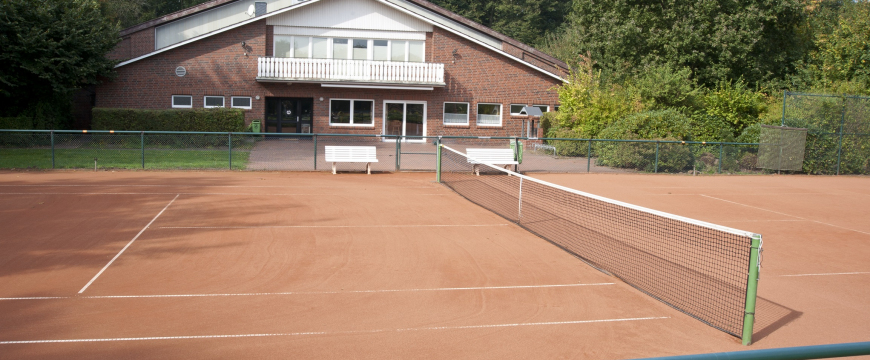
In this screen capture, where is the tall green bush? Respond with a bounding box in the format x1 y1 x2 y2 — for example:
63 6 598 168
595 110 694 171
0 117 31 129
92 108 245 132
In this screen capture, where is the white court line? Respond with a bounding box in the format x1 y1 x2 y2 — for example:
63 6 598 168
0 192 444 196
78 195 180 294
716 220 806 222
0 185 438 189
780 272 870 277
700 194 870 236
159 224 510 229
0 316 668 344
1 283 615 301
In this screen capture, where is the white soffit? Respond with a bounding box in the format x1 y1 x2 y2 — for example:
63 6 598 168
273 26 426 40
267 0 432 32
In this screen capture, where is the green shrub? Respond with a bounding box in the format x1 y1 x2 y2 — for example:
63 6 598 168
0 117 31 129
598 109 693 141
594 110 694 171
92 108 245 132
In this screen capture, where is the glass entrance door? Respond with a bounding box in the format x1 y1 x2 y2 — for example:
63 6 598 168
265 98 313 133
383 101 426 141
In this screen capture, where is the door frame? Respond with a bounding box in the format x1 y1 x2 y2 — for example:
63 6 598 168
265 97 314 133
381 100 427 142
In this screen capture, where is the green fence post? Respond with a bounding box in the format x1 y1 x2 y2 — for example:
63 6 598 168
141 131 145 169
396 136 401 171
836 96 846 175
742 234 762 346
228 132 233 170
513 137 519 173
50 130 55 169
436 139 442 183
313 134 318 170
718 143 723 174
586 140 592 173
654 141 660 173
781 91 788 127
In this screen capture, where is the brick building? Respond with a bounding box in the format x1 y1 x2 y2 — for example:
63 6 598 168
97 0 568 138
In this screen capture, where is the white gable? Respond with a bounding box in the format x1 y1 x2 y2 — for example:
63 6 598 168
267 0 431 32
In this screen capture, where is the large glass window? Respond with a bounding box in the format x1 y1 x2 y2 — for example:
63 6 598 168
443 102 469 125
274 35 292 58
477 103 502 126
510 104 526 115
391 41 406 61
408 41 424 62
333 38 349 59
373 40 388 61
353 39 368 60
533 105 549 113
293 37 309 58
312 37 328 59
330 99 374 126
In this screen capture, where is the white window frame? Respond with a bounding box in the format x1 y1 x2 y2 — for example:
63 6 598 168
231 96 252 109
203 96 225 108
476 103 503 127
329 98 375 127
172 95 193 109
510 104 527 116
443 102 469 126
533 105 550 113
273 36 425 62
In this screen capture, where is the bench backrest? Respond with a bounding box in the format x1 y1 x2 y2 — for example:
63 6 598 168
466 148 517 164
324 146 378 162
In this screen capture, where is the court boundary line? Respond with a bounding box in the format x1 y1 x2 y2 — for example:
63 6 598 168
78 194 180 294
0 316 669 344
158 224 511 229
1 283 616 301
700 194 870 236
780 272 870 277
0 192 445 196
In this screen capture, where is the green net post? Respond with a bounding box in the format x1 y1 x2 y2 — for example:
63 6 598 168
742 234 762 346
313 134 318 170
781 91 787 127
141 131 145 169
396 136 401 171
587 140 592 172
718 143 723 174
228 132 233 170
836 97 846 175
436 139 442 183
654 141 660 173
50 130 55 169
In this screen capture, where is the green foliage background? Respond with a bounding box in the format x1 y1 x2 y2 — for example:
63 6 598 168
92 108 246 132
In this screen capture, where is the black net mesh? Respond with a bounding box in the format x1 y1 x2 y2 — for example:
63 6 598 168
439 145 755 338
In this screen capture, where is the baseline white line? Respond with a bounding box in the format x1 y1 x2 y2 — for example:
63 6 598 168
780 272 870 277
1 283 615 301
78 195 180 294
158 224 510 229
0 185 438 189
0 316 668 344
701 194 870 236
0 192 444 196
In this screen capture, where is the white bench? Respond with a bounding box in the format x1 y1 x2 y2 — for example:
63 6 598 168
325 146 378 174
466 148 518 175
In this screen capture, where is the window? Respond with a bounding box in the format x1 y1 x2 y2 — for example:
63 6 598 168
333 38 349 59
477 103 502 126
172 95 192 108
312 37 328 59
293 36 309 58
204 96 225 108
373 40 388 61
443 102 469 125
352 39 368 60
231 97 252 109
275 35 292 58
554 105 560 112
408 41 424 62
391 41 406 61
330 99 374 126
533 105 549 113
510 104 526 115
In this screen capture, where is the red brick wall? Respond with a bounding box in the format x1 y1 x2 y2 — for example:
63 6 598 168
95 22 561 137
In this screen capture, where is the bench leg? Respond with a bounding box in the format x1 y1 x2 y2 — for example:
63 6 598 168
473 164 479 176
332 162 336 175
366 162 371 175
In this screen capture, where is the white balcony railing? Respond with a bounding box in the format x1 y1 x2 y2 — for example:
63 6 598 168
257 57 445 85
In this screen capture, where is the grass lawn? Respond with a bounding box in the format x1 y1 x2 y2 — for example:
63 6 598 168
0 148 250 170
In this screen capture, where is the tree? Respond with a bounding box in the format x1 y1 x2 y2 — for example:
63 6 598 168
797 0 870 93
99 0 211 29
541 0 808 88
429 0 570 47
0 0 119 126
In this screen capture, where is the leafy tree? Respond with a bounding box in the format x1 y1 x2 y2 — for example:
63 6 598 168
796 0 870 94
429 0 569 46
0 0 119 126
99 0 210 28
541 0 808 88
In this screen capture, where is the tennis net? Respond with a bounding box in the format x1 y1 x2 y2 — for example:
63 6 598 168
437 144 762 340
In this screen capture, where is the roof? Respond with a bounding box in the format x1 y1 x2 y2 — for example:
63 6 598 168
114 0 568 79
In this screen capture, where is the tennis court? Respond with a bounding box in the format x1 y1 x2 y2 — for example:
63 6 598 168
0 169 868 359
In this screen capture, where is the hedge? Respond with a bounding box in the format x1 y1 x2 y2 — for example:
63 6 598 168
92 108 245 132
0 116 32 129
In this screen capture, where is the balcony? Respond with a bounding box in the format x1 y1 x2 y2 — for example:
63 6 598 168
256 57 445 89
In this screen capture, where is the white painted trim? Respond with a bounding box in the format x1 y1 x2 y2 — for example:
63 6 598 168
476 103 502 127
509 103 527 116
231 96 253 109
171 95 193 108
443 101 470 126
203 95 225 108
329 98 375 126
440 145 758 238
113 0 565 82
274 26 426 40
321 84 432 90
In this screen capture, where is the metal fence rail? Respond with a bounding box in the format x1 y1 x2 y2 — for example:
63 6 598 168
633 341 870 360
0 130 766 174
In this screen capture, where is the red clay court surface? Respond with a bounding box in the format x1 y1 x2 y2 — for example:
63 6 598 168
0 170 868 359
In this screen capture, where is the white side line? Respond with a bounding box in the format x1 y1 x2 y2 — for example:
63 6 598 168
1 283 615 301
701 195 870 236
159 224 510 229
78 195 180 294
0 192 444 196
0 316 668 344
0 185 438 189
780 272 870 277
